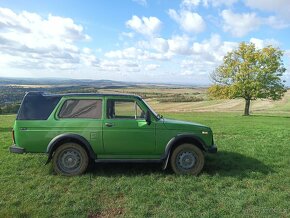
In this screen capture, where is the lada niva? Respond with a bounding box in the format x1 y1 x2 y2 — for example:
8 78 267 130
10 92 217 176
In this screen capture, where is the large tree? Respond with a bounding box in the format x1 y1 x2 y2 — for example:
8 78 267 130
208 42 287 116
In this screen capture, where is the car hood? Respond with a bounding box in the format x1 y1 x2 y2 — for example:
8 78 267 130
162 118 209 131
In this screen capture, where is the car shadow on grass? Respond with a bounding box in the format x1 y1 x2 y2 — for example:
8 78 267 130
204 151 274 177
87 151 273 178
87 162 164 177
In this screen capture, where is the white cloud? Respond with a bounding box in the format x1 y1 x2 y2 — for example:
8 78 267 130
181 0 238 8
81 48 99 66
105 47 142 59
106 34 238 70
180 70 195 76
221 10 289 37
168 35 192 55
168 9 205 34
245 0 290 19
181 0 201 8
126 15 162 36
180 58 213 77
285 50 290 59
145 64 160 71
179 34 238 79
150 37 169 53
221 10 261 37
138 38 169 53
202 0 238 7
116 34 239 80
192 34 238 62
97 62 120 72
250 38 280 49
121 32 135 38
104 46 171 61
99 31 238 84
0 7 97 71
118 59 139 68
143 51 172 60
132 0 147 6
179 35 286 80
265 16 289 29
96 59 140 72
131 35 192 56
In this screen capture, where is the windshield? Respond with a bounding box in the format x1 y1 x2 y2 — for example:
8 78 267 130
141 98 160 119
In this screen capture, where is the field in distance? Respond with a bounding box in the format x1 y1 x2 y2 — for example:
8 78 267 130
99 87 290 115
0 77 289 115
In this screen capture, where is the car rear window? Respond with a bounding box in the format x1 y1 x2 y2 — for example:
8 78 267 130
17 93 61 120
58 99 102 119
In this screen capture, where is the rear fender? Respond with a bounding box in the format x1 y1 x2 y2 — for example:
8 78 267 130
45 133 96 164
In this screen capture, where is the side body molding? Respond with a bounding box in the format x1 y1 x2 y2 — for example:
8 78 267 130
45 133 96 164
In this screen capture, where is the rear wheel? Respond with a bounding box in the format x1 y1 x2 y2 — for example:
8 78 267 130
52 143 89 176
170 143 204 175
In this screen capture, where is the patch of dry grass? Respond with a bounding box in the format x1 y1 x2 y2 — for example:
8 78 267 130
99 88 290 115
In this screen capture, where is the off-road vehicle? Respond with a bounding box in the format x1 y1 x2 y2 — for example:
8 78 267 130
10 92 217 176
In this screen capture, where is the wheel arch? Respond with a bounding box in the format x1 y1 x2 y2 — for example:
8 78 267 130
45 133 96 164
162 134 206 170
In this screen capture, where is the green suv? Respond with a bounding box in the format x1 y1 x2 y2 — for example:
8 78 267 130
10 92 217 176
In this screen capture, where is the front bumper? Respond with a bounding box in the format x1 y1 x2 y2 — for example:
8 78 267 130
207 144 217 153
9 145 25 154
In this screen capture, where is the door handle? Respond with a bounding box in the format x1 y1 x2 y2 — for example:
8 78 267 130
105 122 113 127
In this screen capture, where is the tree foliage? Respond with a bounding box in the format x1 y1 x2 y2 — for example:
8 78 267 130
208 42 287 115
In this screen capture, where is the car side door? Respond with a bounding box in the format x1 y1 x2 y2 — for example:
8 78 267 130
53 97 104 154
102 97 156 158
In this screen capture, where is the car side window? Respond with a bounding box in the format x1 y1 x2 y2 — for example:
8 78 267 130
59 99 102 119
107 99 145 119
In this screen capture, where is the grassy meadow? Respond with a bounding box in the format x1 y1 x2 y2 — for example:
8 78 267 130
0 89 290 217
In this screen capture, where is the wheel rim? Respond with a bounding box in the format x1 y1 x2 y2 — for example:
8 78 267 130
58 148 82 173
176 151 196 171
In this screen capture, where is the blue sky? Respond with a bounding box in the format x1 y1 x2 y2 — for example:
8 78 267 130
0 0 289 85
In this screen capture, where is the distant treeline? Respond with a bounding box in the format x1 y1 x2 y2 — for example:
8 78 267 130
0 85 101 114
117 91 205 103
158 96 204 103
0 84 206 114
0 103 20 114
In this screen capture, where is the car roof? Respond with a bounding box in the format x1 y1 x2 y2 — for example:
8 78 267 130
25 91 142 99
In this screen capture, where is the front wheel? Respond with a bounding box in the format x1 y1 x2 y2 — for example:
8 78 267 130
170 144 204 175
52 143 89 176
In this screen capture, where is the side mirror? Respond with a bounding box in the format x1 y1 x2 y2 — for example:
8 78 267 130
145 110 151 125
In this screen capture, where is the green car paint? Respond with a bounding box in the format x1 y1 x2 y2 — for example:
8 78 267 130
10 92 217 168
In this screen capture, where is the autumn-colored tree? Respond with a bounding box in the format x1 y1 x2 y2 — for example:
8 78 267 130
208 42 287 115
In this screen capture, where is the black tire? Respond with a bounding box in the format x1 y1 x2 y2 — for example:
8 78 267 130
170 143 204 175
52 142 89 176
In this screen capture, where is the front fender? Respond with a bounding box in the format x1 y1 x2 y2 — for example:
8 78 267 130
161 134 206 170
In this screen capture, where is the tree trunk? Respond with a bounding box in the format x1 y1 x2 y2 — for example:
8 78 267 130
244 99 251 116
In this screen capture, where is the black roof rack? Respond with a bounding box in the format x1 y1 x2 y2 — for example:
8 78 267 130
25 91 142 99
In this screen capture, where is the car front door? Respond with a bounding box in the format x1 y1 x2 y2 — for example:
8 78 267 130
102 98 156 157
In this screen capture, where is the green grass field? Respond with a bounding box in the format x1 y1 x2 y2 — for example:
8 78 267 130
1 112 290 217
